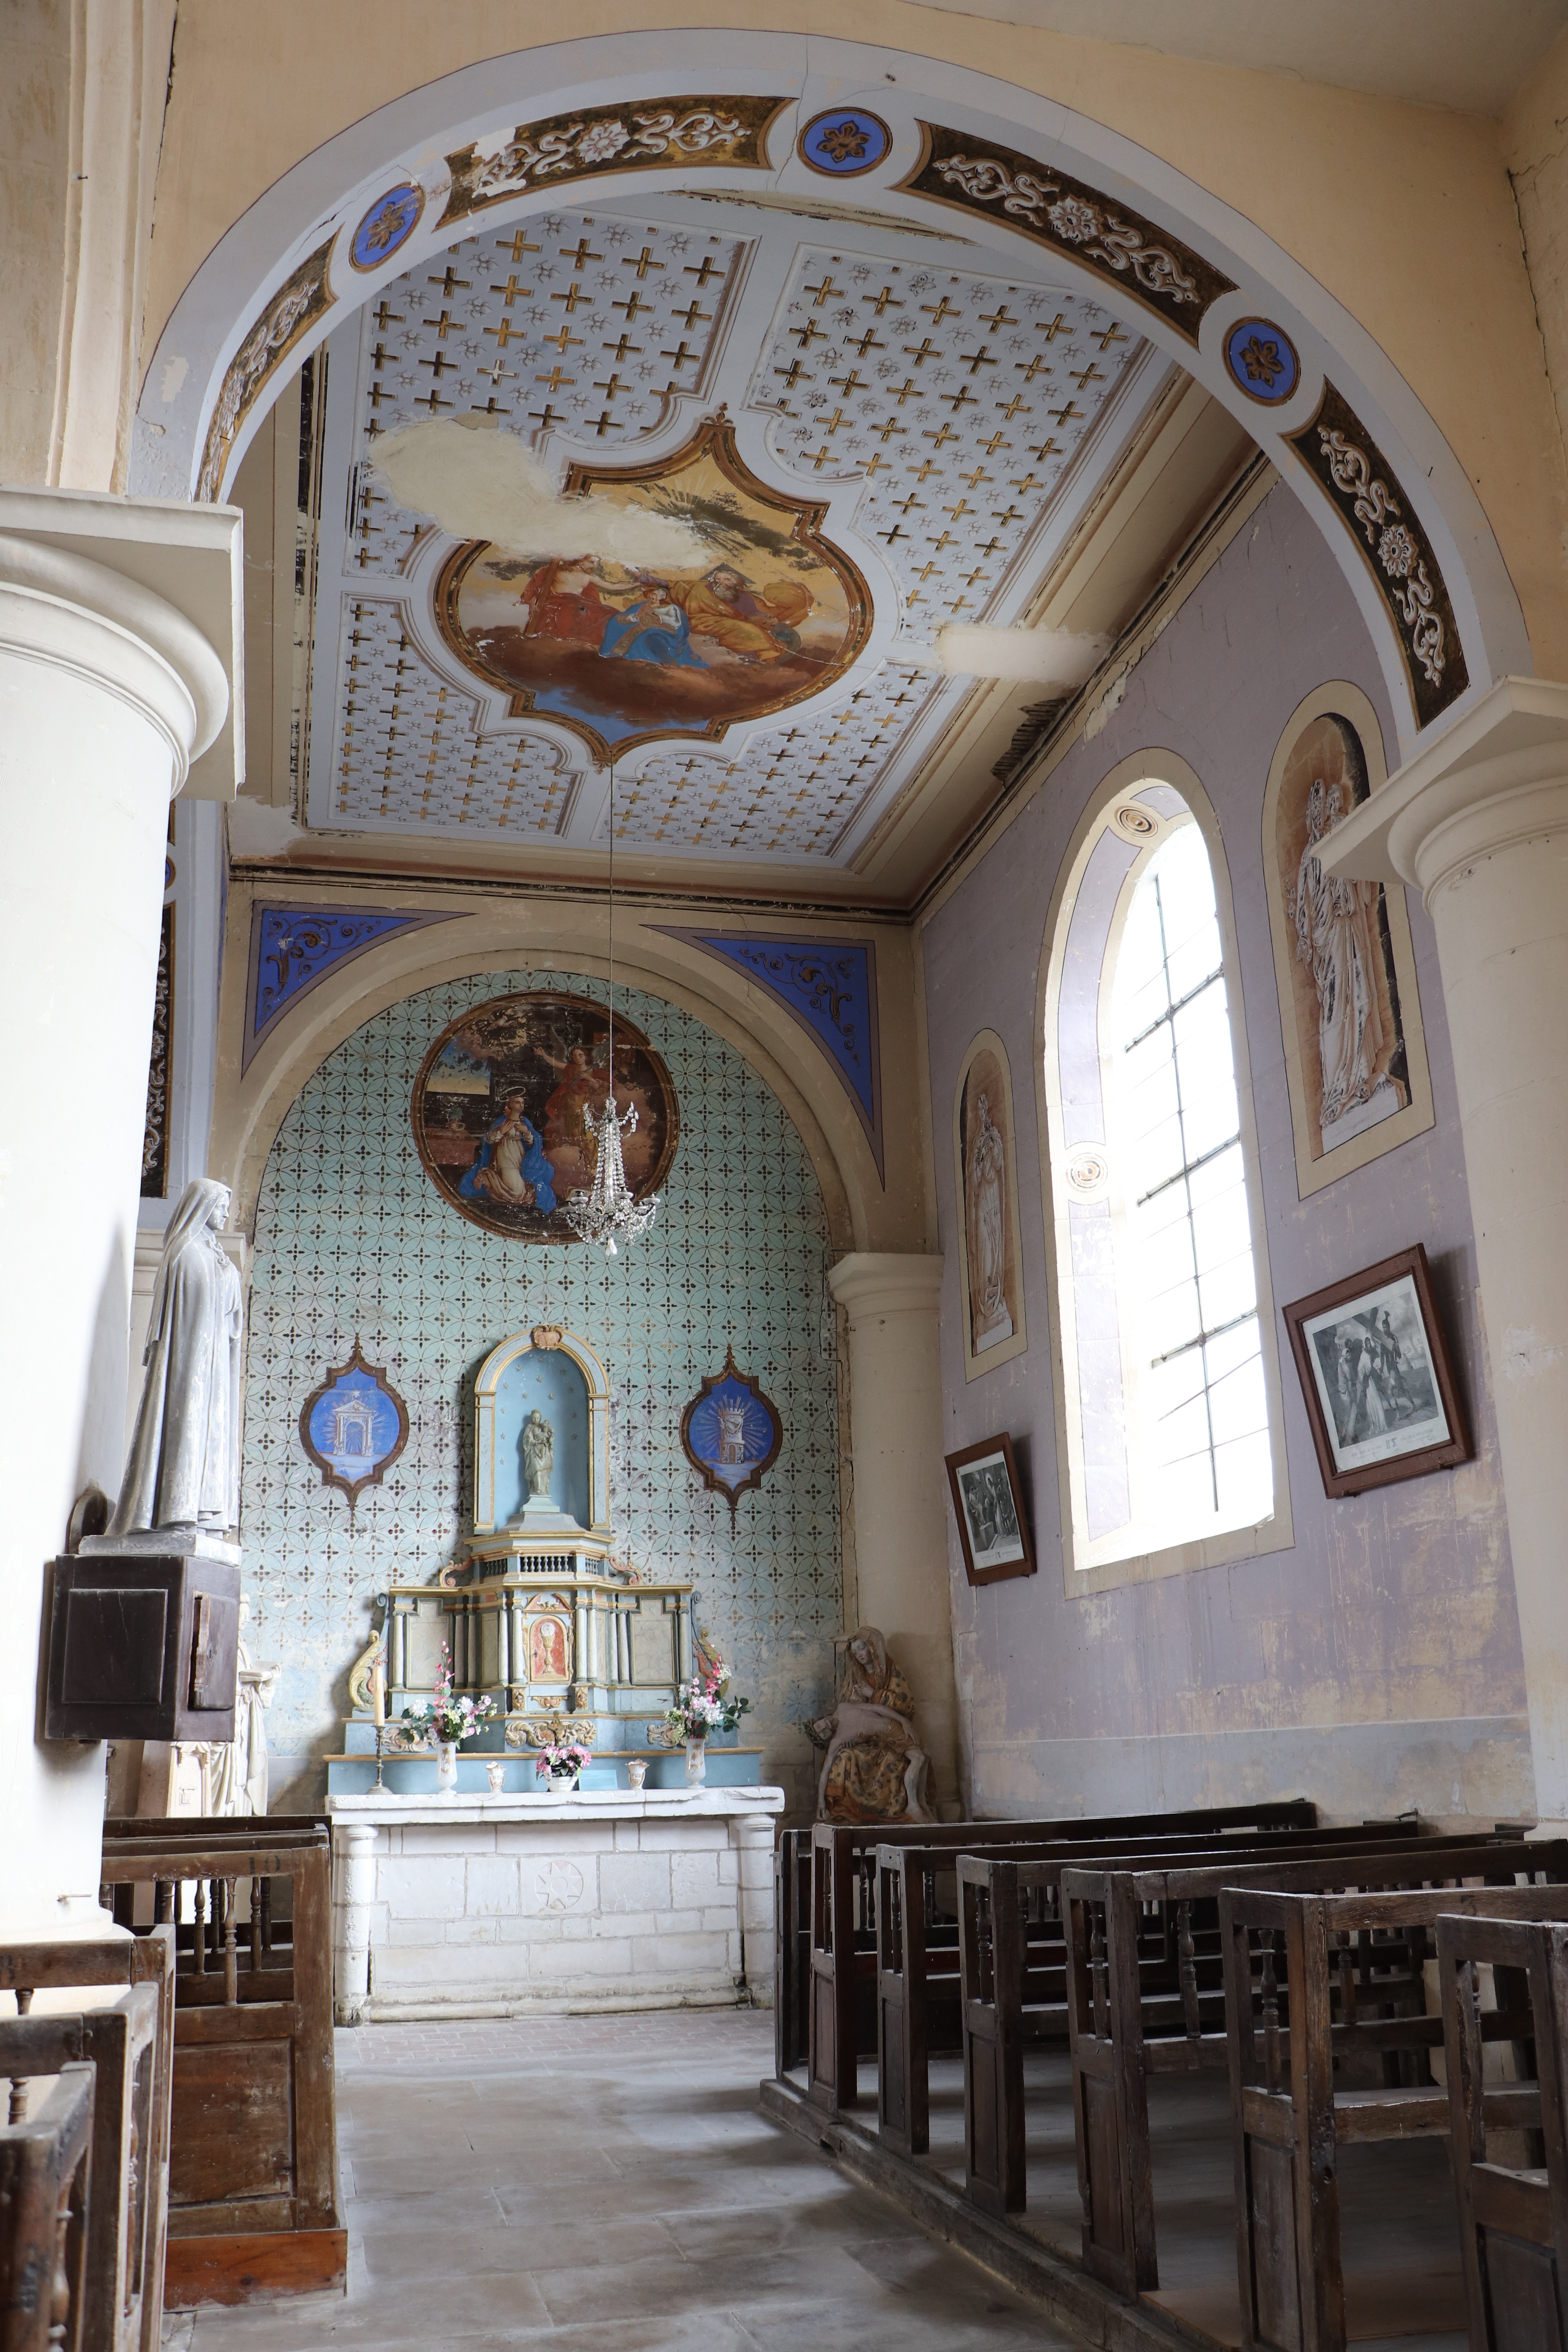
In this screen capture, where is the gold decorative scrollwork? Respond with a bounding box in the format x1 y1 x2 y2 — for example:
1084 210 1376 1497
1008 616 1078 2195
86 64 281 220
1289 385 1467 726
440 95 788 226
898 125 1234 343
506 1715 599 1749
196 240 336 502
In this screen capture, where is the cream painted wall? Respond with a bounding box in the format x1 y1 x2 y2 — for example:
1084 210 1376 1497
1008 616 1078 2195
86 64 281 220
140 1 1568 680
1507 29 1568 514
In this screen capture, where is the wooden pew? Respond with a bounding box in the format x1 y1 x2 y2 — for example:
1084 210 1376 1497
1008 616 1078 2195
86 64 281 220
0 2058 94 2352
1437 1903 1568 2352
99 1827 344 2310
1055 1837 1560 2302
807 1799 1319 2114
0 1929 174 2352
1228 1875 1568 2352
775 1829 812 2079
878 1822 1419 2163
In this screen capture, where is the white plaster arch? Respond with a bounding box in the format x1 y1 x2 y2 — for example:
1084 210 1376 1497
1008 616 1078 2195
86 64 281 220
133 29 1528 757
210 903 893 1254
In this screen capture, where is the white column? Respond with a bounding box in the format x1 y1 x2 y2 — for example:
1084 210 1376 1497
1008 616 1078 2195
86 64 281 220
1323 677 1568 1826
0 500 236 1936
827 1254 959 1815
735 1811 776 2006
333 1823 377 2024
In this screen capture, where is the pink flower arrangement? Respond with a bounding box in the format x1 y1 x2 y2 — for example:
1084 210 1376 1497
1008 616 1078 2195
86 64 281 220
536 1742 592 1781
665 1653 751 1740
396 1641 497 1749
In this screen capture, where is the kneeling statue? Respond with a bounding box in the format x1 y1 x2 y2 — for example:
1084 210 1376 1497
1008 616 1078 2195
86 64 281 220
807 1625 930 1823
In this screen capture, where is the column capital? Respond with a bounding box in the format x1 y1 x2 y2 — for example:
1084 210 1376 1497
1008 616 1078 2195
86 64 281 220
827 1250 944 1322
0 488 241 796
1322 675 1568 901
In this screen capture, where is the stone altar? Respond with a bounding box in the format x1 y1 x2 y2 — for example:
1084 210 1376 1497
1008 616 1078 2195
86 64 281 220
328 1784 783 2023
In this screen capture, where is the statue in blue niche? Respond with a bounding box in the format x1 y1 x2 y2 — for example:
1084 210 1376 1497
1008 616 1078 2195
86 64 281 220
460 1089 557 1212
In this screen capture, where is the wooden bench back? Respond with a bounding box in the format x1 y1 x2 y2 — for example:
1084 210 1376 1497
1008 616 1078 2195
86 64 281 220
0 2059 93 2352
99 1829 343 2311
1222 1866 1568 2352
0 1927 174 2352
1437 1904 1568 2352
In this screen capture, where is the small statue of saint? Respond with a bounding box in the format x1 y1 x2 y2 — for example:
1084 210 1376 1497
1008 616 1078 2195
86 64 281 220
521 1408 554 1501
806 1626 930 1824
206 1596 279 1816
103 1178 243 1551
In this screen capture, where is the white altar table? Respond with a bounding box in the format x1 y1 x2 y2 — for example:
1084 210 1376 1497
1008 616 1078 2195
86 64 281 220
327 1786 784 2024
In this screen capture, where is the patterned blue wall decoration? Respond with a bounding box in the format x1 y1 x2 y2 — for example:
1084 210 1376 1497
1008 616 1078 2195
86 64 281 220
242 966 842 1813
652 929 883 1178
681 1346 783 1517
1224 317 1301 406
350 182 425 272
797 107 893 176
299 1340 410 1508
243 902 461 1071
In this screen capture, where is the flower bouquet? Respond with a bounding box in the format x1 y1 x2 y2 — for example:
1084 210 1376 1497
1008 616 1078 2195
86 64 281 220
665 1657 750 1784
397 1642 495 1793
535 1740 593 1791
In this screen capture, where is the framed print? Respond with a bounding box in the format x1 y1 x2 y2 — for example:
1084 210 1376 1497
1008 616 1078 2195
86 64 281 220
945 1433 1036 1585
1282 1243 1471 1497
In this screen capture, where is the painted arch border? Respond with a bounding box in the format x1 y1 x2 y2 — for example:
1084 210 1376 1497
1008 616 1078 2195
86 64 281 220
1033 748 1296 1599
952 1028 1028 1382
1261 681 1435 1201
133 29 1528 762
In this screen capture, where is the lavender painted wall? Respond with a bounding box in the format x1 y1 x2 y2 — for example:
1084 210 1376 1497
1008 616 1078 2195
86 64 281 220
921 484 1531 1825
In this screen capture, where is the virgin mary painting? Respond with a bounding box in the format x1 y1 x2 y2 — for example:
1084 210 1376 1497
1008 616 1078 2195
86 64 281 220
459 1093 557 1213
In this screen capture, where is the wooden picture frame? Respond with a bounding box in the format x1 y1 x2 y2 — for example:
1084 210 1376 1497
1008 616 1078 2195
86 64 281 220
1281 1242 1472 1497
945 1432 1036 1585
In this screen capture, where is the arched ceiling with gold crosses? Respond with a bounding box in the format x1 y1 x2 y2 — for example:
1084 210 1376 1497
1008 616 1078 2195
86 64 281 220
229 147 1272 906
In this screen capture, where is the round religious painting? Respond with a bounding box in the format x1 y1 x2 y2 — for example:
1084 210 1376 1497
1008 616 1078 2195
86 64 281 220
412 991 678 1243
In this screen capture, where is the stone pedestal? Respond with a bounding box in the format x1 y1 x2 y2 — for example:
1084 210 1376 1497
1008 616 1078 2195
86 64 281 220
326 1785 784 2024
827 1254 959 1814
1324 676 1568 1827
0 493 239 1936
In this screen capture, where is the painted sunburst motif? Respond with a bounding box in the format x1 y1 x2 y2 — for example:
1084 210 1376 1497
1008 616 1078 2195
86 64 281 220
433 412 870 760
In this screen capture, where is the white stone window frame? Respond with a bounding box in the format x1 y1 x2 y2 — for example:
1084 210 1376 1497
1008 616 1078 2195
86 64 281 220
1036 750 1294 1596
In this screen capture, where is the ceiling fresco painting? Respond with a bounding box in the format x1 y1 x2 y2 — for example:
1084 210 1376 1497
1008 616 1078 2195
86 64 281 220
306 194 1170 868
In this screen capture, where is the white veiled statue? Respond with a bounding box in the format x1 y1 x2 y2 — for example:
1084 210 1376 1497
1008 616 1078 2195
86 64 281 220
107 1177 243 1546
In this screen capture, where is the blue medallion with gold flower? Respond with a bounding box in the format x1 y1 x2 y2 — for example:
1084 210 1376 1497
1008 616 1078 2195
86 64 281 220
1224 317 1301 405
797 107 892 177
351 182 425 272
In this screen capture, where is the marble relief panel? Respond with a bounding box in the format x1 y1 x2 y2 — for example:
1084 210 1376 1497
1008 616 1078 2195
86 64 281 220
241 969 842 1806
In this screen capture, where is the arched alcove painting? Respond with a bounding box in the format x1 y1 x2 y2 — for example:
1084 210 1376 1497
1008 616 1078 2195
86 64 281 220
1262 695 1433 1198
953 1030 1027 1380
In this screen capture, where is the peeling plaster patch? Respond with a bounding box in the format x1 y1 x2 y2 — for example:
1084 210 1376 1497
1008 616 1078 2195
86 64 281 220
159 357 189 404
1503 1324 1564 1381
1084 669 1129 740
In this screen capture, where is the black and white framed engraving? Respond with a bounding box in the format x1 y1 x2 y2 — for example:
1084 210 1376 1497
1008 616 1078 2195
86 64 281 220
1282 1244 1471 1498
945 1432 1035 1586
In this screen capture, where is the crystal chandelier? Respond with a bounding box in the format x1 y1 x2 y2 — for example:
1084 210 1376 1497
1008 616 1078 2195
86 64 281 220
563 757 661 1256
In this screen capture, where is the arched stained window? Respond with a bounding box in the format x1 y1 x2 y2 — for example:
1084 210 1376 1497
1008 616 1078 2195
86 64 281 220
1041 768 1291 1590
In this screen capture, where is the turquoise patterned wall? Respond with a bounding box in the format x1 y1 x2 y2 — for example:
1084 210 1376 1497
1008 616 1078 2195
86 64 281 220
242 967 843 1811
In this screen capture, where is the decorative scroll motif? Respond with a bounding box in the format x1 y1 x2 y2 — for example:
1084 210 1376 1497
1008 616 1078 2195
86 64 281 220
505 1715 598 1749
350 182 424 272
1289 384 1468 727
140 904 174 1199
797 107 892 177
899 126 1235 344
299 1338 410 1510
196 239 335 501
680 1344 783 1519
650 929 882 1177
439 95 786 226
1224 316 1301 406
243 902 461 1072
530 1325 564 1352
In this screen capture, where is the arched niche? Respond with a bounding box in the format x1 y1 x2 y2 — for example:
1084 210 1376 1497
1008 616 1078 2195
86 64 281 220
472 1325 612 1537
133 29 1528 758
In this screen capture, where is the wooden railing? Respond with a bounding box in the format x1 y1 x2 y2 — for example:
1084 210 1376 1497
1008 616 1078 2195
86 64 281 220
98 1824 344 2311
0 2057 93 2352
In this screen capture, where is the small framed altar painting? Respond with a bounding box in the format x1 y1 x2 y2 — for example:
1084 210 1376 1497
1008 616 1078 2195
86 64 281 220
1282 1242 1472 1498
945 1433 1035 1585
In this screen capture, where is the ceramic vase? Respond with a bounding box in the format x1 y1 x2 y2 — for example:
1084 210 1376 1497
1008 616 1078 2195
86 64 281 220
485 1759 507 1794
626 1760 648 1791
685 1735 706 1786
548 1768 579 1795
435 1739 459 1796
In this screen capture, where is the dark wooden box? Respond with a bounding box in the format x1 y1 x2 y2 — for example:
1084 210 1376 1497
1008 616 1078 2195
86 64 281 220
44 1553 240 1742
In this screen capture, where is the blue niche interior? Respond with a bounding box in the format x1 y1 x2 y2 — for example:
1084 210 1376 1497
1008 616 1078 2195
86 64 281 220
492 1347 590 1526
